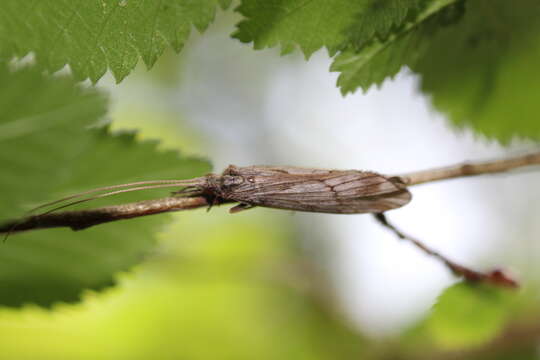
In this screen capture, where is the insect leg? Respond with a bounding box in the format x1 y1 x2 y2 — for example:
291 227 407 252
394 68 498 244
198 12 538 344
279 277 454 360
171 186 203 196
229 203 256 214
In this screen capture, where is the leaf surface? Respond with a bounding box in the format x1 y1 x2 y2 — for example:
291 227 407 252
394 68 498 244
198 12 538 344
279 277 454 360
233 0 427 57
346 0 426 49
331 0 458 93
0 0 231 83
427 283 515 349
333 0 540 141
0 65 210 307
413 0 540 141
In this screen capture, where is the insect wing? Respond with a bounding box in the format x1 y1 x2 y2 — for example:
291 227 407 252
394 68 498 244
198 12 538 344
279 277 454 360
224 167 411 214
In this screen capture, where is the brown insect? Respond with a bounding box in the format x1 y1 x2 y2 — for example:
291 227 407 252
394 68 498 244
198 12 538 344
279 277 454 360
33 165 411 215
202 165 411 214
9 155 530 288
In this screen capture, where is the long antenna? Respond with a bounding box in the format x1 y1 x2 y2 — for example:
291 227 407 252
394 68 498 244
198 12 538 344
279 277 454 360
29 177 209 214
4 177 210 241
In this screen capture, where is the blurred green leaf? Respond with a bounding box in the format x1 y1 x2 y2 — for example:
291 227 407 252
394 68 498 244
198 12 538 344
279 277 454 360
233 0 429 57
0 211 365 360
331 0 459 93
0 65 211 307
333 0 540 141
426 283 515 349
0 0 231 83
472 345 540 360
413 0 540 141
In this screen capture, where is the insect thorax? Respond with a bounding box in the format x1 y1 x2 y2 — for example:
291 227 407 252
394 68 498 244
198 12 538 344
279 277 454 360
205 173 245 199
221 175 245 187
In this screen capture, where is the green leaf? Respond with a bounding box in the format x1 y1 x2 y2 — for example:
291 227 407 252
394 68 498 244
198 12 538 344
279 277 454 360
233 0 428 57
331 0 459 93
0 65 211 307
427 283 515 349
413 0 540 141
333 0 540 141
346 0 426 49
0 212 366 359
332 28 427 94
0 0 230 83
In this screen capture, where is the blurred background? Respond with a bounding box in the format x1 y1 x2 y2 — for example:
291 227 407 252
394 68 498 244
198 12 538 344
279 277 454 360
2 9 540 360
109 9 540 333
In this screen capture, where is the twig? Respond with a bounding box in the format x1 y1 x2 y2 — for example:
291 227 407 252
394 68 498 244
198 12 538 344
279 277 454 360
401 151 540 186
1 152 540 235
0 196 212 234
373 213 519 288
1 152 538 287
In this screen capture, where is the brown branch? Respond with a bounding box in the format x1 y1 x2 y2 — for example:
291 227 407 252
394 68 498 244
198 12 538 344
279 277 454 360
400 151 540 186
0 196 213 234
2 152 540 236
373 213 519 288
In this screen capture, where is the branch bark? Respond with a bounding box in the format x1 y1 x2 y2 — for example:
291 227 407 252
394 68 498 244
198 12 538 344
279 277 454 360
2 152 540 235
400 151 540 186
0 196 211 234
2 152 539 287
373 213 518 288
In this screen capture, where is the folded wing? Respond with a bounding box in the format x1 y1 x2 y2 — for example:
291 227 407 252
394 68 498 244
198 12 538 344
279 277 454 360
225 167 411 214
